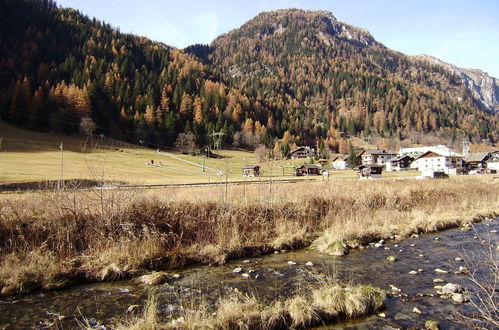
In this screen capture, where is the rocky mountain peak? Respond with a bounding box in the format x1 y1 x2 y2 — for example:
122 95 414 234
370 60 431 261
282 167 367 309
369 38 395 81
410 54 499 113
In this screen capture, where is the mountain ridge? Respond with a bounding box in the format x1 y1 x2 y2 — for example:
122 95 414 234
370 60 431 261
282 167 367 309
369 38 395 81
1 1 497 152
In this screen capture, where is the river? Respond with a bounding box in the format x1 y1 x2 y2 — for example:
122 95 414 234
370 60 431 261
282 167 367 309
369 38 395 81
0 218 497 329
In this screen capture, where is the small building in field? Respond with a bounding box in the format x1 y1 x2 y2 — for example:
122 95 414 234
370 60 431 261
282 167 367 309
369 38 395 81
412 151 463 178
290 146 315 159
295 164 323 176
242 165 260 177
330 155 349 170
358 164 384 179
462 152 491 170
386 155 414 172
359 149 397 166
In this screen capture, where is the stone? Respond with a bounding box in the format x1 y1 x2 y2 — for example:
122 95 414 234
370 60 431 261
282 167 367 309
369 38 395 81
433 278 444 283
248 269 255 273
441 283 462 295
172 273 181 279
374 243 383 248
411 234 420 238
243 260 250 263
378 312 386 318
384 247 390 250
389 285 401 292
386 256 398 262
435 268 448 274
241 273 250 278
410 244 415 247
255 274 260 279
451 293 469 303
490 229 497 233
434 237 441 241
136 272 169 286
413 307 422 314
394 244 399 247
330 251 345 256
233 267 243 273
454 257 463 262
379 239 385 244
274 251 279 254
287 261 297 265
408 270 418 275
305 261 314 266
455 266 469 275
419 254 425 257
418 268 424 272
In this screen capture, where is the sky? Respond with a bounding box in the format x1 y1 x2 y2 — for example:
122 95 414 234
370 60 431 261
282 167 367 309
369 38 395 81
56 0 499 78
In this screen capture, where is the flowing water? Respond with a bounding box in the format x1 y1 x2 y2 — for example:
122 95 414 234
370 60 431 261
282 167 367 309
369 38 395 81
0 218 497 329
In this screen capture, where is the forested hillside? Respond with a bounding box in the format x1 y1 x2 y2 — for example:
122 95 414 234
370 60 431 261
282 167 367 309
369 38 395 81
0 0 272 149
201 9 497 149
1 2 497 154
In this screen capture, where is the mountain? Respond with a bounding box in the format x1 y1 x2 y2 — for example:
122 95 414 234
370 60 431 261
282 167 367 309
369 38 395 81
1 2 497 153
410 54 498 113
195 9 497 146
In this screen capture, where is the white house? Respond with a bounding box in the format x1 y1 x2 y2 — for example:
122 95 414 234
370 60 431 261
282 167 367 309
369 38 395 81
358 149 397 166
412 151 463 177
330 155 349 170
487 152 499 172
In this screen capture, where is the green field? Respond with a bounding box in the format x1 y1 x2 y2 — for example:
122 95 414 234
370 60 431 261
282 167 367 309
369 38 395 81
0 121 417 185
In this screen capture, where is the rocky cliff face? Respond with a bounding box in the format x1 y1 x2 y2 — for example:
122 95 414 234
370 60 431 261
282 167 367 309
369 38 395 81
410 54 499 113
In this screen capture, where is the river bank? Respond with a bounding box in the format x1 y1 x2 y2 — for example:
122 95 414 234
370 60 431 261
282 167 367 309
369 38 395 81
0 176 497 298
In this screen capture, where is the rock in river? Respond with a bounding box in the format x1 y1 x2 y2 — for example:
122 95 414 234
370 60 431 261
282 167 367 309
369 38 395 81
233 267 243 273
386 256 398 262
434 268 448 274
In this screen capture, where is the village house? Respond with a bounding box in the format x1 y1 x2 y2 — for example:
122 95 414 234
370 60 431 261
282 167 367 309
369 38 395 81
412 151 463 177
295 164 323 176
330 155 349 170
359 149 397 166
242 165 260 177
398 145 456 158
486 152 499 173
358 164 384 179
290 146 315 159
385 155 414 172
462 152 491 170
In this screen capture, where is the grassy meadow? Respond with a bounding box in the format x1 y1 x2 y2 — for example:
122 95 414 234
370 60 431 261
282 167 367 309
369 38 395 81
0 121 417 186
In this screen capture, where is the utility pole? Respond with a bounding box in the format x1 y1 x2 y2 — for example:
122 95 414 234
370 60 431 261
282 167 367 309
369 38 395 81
60 141 64 190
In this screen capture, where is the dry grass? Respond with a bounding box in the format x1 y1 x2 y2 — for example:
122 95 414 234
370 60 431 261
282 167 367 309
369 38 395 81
0 176 497 295
130 281 385 329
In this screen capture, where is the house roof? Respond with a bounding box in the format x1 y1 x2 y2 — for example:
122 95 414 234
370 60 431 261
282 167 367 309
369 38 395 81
298 164 323 169
388 155 414 162
463 152 490 163
361 149 396 156
416 150 462 160
358 164 384 169
291 146 314 153
242 165 259 169
331 155 349 161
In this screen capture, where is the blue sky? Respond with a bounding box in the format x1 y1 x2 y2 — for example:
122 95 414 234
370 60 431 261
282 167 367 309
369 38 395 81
57 0 499 78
